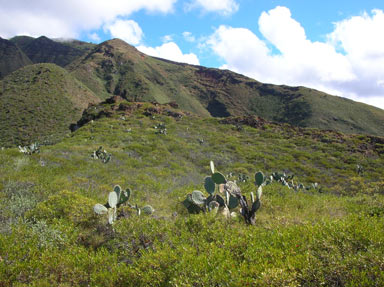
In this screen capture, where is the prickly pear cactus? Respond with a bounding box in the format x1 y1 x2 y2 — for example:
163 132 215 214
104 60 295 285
183 161 265 224
93 185 153 224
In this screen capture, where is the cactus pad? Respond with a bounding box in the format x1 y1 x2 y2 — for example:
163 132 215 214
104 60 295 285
191 190 206 205
255 171 265 186
212 172 227 184
93 203 108 215
204 177 215 195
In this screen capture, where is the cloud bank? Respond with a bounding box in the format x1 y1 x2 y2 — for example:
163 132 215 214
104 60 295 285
0 0 177 38
0 0 200 66
137 42 200 65
208 6 384 109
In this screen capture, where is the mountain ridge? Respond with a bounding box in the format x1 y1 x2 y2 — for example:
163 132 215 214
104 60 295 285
67 38 384 136
1 35 384 144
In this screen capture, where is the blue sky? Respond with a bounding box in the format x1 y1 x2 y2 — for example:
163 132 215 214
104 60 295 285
80 0 382 67
1 0 384 109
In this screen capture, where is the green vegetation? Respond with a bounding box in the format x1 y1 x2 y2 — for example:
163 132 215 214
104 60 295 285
0 101 383 286
0 63 100 147
3 36 384 150
0 37 32 78
1 35 384 285
66 39 384 136
12 36 92 68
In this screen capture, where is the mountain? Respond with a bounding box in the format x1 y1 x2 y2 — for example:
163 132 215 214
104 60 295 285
2 36 384 146
9 35 35 51
68 39 384 136
0 63 100 146
0 37 32 79
11 36 93 67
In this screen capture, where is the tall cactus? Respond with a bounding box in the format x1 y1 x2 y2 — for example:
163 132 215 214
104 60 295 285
236 171 265 225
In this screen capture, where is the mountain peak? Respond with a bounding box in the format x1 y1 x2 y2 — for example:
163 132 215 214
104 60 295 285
97 38 142 56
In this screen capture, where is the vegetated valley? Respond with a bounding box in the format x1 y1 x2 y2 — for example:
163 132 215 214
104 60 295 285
0 36 384 286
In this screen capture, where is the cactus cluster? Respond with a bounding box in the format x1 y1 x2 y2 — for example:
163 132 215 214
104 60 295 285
226 172 249 183
154 123 167 135
183 161 266 224
183 161 240 218
237 173 249 183
18 142 40 155
269 171 322 192
91 146 111 164
93 185 154 224
270 172 294 187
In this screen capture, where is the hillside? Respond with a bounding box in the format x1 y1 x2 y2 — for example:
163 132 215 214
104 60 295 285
9 35 35 51
0 102 383 286
11 36 93 67
1 35 384 148
0 37 32 79
0 63 101 146
68 39 384 136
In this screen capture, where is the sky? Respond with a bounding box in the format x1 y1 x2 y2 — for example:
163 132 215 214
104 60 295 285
1 0 384 109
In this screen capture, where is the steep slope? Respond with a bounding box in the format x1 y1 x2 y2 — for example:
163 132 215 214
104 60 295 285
69 39 384 136
0 37 32 79
53 38 96 53
9 35 35 51
0 63 101 146
68 39 211 113
15 36 90 67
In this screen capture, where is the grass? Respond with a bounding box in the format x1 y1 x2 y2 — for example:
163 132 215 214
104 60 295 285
0 102 383 286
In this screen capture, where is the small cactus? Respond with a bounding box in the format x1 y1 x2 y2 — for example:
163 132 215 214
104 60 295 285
91 146 111 163
154 123 167 135
141 205 155 215
236 171 265 225
356 164 364 175
93 185 153 224
19 142 40 155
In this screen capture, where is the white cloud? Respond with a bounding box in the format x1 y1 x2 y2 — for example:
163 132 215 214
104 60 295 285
104 19 143 45
162 35 173 43
88 32 101 43
182 31 196 42
329 10 384 61
327 9 384 99
187 0 239 16
137 42 200 65
207 6 384 109
0 0 177 39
